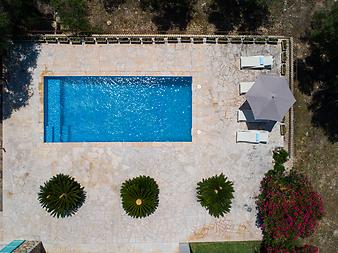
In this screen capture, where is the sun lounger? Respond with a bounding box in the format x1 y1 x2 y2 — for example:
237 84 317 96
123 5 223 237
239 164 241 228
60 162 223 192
239 82 254 94
237 110 268 123
236 130 269 144
240 56 273 69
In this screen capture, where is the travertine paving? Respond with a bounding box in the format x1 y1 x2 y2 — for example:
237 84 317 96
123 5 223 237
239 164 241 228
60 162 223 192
2 42 283 253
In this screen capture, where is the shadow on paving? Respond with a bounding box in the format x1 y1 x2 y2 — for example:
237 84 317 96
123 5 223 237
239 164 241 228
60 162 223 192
208 0 269 34
2 42 40 120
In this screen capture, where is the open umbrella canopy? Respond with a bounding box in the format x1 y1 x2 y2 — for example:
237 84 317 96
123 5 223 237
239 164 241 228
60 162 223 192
245 75 296 122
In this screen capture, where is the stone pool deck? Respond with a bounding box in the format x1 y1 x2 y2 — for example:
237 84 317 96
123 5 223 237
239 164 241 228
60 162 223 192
2 42 283 253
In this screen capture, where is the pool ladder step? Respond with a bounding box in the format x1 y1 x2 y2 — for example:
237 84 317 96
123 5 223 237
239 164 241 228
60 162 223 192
61 125 70 142
45 125 70 142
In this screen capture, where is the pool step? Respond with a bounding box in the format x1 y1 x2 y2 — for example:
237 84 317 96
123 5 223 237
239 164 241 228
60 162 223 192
45 78 61 143
45 125 54 142
45 125 61 142
45 125 70 142
61 126 70 142
54 126 61 142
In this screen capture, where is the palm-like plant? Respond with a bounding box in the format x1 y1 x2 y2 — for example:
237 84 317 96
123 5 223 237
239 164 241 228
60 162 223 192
38 174 86 218
120 175 159 218
196 173 234 217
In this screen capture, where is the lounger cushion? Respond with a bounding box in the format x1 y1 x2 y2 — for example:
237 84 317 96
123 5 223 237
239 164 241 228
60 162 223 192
236 130 269 144
237 110 269 122
239 82 254 94
259 131 269 143
240 56 273 69
259 56 264 65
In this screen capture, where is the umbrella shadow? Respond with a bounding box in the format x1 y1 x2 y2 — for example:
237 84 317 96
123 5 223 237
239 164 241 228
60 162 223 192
240 101 277 132
239 101 251 110
2 42 41 120
246 120 276 132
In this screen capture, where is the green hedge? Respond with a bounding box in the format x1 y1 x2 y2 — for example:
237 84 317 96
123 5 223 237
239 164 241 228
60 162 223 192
190 241 261 253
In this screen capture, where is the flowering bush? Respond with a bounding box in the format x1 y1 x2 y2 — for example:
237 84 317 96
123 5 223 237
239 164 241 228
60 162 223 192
296 245 319 253
257 168 324 251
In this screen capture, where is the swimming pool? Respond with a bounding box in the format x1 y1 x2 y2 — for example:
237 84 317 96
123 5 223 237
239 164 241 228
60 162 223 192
44 76 192 142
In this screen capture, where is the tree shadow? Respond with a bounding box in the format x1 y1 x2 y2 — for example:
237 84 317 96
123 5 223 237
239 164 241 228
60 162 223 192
297 61 338 142
2 42 40 120
296 59 315 95
296 43 331 95
140 0 196 31
309 83 338 143
296 45 338 143
102 0 126 13
208 0 269 34
296 3 338 143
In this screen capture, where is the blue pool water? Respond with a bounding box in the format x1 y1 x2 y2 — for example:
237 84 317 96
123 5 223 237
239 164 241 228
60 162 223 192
44 76 192 142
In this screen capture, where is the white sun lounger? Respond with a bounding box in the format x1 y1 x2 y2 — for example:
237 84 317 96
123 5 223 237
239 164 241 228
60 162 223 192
240 56 273 69
236 130 269 144
237 110 268 122
239 82 254 94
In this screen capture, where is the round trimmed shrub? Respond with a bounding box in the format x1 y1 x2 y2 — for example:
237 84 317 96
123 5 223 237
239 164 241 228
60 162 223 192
38 173 86 218
196 173 234 217
120 175 159 218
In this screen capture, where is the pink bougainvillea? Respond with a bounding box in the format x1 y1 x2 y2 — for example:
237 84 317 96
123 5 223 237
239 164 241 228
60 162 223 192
257 170 324 251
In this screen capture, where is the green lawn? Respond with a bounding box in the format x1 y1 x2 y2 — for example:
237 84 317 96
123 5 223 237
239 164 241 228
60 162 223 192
189 241 261 253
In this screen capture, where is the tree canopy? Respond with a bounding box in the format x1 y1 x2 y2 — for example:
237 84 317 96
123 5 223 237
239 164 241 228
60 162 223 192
310 2 338 68
0 4 11 54
0 0 52 54
50 0 90 32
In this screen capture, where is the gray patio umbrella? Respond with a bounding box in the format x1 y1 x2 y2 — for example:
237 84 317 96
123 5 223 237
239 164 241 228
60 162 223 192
245 75 296 122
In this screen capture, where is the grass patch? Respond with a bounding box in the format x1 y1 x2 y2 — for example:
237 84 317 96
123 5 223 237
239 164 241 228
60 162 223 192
189 241 261 253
